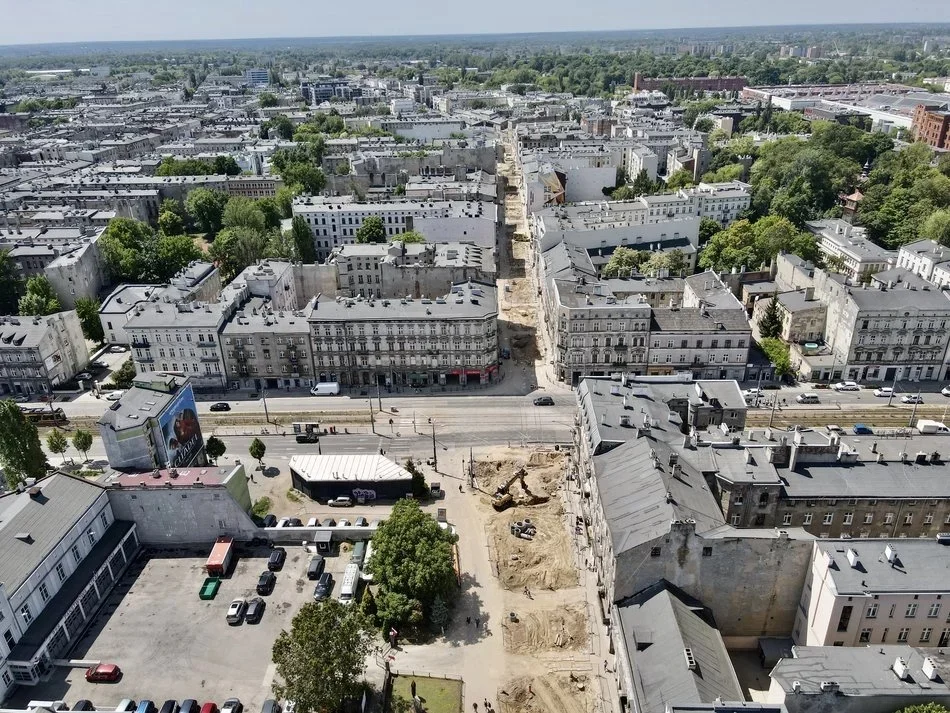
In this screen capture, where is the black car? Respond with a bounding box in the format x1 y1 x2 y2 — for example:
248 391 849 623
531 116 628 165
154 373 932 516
533 395 555 406
73 701 94 711
257 570 276 595
267 547 287 571
179 701 198 713
295 432 319 444
260 701 280 713
262 514 278 528
158 701 179 713
313 572 334 601
210 402 231 412
287 518 303 527
307 554 325 580
245 597 265 624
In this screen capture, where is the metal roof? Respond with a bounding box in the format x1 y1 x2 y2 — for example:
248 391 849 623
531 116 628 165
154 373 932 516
289 454 412 483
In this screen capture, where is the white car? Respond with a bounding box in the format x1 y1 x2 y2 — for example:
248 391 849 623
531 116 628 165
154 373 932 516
941 385 950 397
76 372 92 381
276 517 290 528
105 390 125 401
873 387 894 397
306 517 318 527
108 345 127 353
833 381 860 392
901 394 924 404
225 599 246 625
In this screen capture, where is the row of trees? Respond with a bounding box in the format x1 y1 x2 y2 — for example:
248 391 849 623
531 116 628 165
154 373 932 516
601 247 689 278
354 216 425 245
700 216 819 273
155 155 241 177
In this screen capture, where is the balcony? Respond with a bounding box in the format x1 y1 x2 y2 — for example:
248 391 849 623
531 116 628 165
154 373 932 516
131 338 150 349
201 355 220 363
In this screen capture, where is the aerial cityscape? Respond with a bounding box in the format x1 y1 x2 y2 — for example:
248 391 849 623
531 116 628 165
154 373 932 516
4 12 950 713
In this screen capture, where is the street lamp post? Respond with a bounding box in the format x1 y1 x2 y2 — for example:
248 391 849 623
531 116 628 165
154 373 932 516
369 396 376 434
262 387 270 425
431 420 438 472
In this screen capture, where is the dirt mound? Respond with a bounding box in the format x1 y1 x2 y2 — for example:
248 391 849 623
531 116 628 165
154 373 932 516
504 605 587 653
499 674 592 713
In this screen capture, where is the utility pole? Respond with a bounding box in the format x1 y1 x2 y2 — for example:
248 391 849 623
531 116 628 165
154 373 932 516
908 389 923 428
887 374 899 408
431 421 437 472
376 377 382 412
369 396 376 434
262 387 270 425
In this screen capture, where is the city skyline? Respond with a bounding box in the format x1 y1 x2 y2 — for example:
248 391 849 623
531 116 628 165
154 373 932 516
1 0 949 46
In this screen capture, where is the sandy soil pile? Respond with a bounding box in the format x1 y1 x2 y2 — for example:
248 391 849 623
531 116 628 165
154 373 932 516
503 605 588 654
498 674 592 713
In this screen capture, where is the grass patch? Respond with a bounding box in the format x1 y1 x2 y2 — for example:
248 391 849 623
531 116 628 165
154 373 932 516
251 496 272 517
389 675 462 713
286 488 302 503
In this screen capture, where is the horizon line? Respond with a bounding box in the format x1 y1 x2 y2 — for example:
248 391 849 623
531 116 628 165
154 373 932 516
3 21 950 50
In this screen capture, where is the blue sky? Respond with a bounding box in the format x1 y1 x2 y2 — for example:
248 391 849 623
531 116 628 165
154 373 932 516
0 0 947 45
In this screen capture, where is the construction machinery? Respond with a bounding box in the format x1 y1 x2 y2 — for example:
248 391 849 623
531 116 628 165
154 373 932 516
492 466 549 511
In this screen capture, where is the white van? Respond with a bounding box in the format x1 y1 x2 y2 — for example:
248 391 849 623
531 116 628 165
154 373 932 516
339 562 360 604
796 393 820 404
310 382 340 396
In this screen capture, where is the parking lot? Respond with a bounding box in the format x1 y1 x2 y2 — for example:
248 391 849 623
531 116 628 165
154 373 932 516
15 546 354 712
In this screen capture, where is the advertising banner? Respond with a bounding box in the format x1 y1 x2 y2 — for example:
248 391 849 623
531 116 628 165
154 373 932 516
158 384 203 467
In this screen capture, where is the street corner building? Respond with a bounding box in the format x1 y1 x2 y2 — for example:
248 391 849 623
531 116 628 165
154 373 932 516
97 373 207 471
289 454 415 503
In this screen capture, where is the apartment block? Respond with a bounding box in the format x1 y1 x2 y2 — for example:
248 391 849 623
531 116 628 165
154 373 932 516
0 312 89 397
912 104 950 149
806 219 896 281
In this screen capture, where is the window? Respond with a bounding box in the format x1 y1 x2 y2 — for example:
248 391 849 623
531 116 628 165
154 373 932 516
803 514 813 525
71 544 81 564
650 547 661 557
39 582 50 602
1 670 10 688
922 627 933 643
782 513 793 525
864 513 874 524
867 603 879 619
702 547 713 557
843 513 853 525
925 513 934 524
823 513 834 525
897 628 910 643
3 630 14 649
730 515 740 526
904 513 914 525
885 512 894 524
55 563 66 582
859 629 872 643
87 530 96 546
734 494 744 505
19 604 32 625
930 603 941 618
907 603 918 618
837 605 853 632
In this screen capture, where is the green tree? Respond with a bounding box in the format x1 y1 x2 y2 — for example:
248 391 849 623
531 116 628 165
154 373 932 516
760 337 793 378
665 169 696 190
602 247 649 278
72 429 93 462
395 230 426 244
257 197 283 230
699 217 722 244
258 92 279 108
0 400 47 488
281 163 326 195
109 359 136 389
895 704 949 713
700 216 816 272
155 235 203 282
264 229 299 262
701 164 744 183
824 254 847 273
18 276 61 316
367 499 457 629
404 457 429 499
693 117 715 133
355 215 387 244
99 217 157 281
157 209 185 236
212 155 241 176
249 437 266 469
271 600 372 713
291 216 316 264
205 436 226 464
430 595 450 635
209 227 269 281
921 209 950 246
185 188 230 236
758 295 783 339
75 297 104 343
46 428 69 463
275 186 296 218
223 196 267 233
0 249 23 314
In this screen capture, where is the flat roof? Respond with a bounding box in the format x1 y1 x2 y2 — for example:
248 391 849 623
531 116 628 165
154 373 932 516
289 454 412 483
103 464 238 488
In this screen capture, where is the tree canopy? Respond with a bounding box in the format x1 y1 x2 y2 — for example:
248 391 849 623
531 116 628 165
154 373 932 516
18 276 60 316
366 498 458 630
758 295 783 339
271 600 372 713
700 216 818 272
75 297 104 343
0 400 47 488
100 218 201 283
185 188 230 236
156 155 240 176
601 246 649 278
0 249 23 315
355 215 387 244
291 215 316 264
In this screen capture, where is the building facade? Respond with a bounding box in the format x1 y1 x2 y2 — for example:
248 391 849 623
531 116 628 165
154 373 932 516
0 312 88 397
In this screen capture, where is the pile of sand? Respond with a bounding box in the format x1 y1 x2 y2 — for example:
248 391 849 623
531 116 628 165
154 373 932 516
504 605 588 654
499 674 592 713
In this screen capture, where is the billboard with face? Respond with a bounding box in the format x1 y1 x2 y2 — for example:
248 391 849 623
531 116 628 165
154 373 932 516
158 383 203 467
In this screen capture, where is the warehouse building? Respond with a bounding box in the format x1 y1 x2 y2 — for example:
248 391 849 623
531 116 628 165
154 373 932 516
289 454 415 503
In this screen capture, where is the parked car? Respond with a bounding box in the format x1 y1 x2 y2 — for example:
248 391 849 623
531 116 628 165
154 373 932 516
135 702 156 713
825 424 843 433
93 360 108 369
180 701 199 713
245 597 265 624
321 518 336 527
86 663 121 682
108 345 128 353
942 385 950 397
220 701 242 713
11 394 29 402
327 496 353 507
307 555 326 580
226 598 247 624
313 572 334 601
199 703 218 713
210 402 231 412
295 432 319 444
873 387 894 397
76 372 92 381
260 701 280 713
158 700 179 713
796 393 820 404
533 395 555 406
833 381 860 392
287 518 302 527
257 570 276 595
306 517 318 527
105 390 125 401
73 701 95 711
355 517 369 527
276 517 290 527
268 548 287 571
262 514 278 528
853 424 874 435
116 701 137 712
902 394 924 404
337 519 350 527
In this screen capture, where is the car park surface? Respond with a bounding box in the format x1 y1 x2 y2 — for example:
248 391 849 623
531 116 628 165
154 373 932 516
15 551 326 711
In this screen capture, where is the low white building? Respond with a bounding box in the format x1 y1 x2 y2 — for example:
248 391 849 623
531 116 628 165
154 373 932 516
807 219 897 281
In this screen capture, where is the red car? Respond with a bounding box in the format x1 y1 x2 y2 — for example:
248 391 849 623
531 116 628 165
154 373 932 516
85 663 121 682
200 704 218 713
